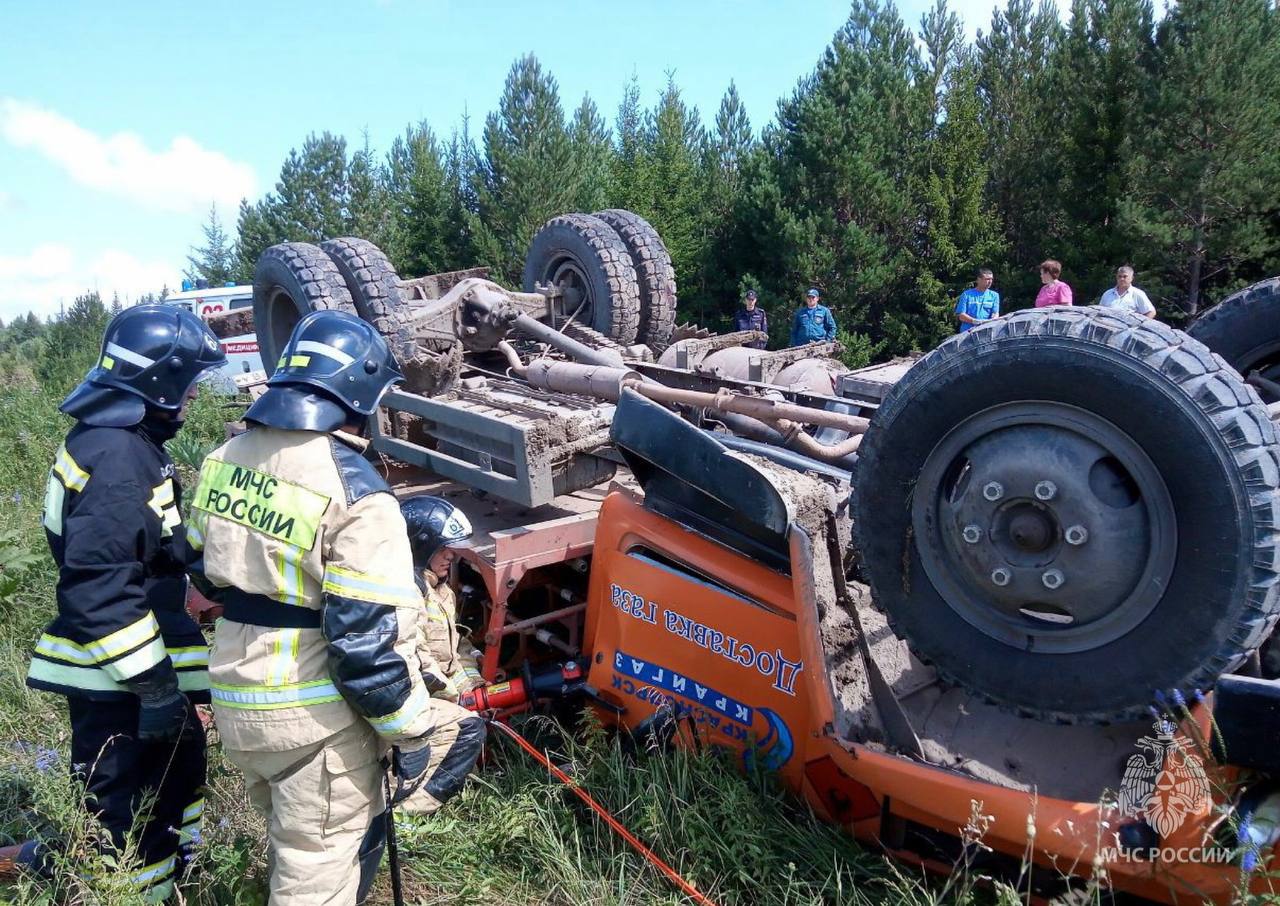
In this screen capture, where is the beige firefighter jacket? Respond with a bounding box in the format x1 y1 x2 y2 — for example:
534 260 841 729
190 425 445 752
416 572 484 701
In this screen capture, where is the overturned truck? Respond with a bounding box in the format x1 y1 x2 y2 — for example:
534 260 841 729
241 212 1280 901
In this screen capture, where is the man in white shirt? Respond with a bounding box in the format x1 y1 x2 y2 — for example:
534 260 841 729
1098 266 1156 319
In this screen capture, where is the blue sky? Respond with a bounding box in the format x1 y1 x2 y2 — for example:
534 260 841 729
0 0 1044 322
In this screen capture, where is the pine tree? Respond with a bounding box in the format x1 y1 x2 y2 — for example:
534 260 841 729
1120 0 1280 315
470 54 580 282
976 0 1063 303
641 77 707 315
272 132 352 243
232 132 356 281
385 122 454 277
745 0 927 353
1053 0 1155 297
917 55 1007 340
185 204 236 287
442 119 479 268
701 82 756 322
39 291 111 392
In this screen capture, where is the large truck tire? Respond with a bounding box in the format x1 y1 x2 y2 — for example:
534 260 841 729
852 307 1280 724
523 214 641 345
318 237 415 362
1187 276 1280 401
253 242 357 370
592 209 678 351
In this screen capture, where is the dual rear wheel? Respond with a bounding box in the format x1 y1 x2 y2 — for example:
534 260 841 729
252 208 679 370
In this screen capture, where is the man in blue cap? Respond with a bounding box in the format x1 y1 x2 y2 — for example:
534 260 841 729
790 287 837 347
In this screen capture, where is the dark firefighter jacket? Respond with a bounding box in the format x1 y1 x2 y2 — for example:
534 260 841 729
26 421 209 702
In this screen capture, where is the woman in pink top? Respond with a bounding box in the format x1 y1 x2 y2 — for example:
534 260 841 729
1035 259 1073 307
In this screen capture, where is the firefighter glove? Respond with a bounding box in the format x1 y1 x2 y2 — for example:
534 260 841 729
390 742 432 805
127 671 188 742
422 668 459 703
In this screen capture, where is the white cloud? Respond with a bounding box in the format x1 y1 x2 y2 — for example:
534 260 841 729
0 98 258 215
0 243 177 321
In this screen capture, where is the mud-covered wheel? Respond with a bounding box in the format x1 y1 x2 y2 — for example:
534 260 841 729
253 242 357 370
1188 276 1280 401
593 209 677 350
318 238 416 363
523 214 641 345
852 307 1280 724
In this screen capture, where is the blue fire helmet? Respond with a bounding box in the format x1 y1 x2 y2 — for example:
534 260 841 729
244 309 403 432
401 495 474 569
60 304 226 427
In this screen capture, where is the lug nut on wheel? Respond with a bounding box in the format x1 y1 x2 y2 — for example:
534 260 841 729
1034 480 1058 501
1065 525 1088 546
991 567 1011 587
983 482 1004 501
1041 569 1065 590
963 525 983 544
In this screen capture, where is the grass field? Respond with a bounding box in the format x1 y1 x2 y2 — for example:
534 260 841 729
0 354 992 906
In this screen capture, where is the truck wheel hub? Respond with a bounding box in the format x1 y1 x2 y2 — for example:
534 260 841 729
912 402 1177 653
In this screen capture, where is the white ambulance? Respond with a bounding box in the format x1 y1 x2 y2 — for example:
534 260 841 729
165 284 266 392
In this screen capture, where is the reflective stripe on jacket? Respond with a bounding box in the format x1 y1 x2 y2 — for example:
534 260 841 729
27 422 207 702
197 426 441 752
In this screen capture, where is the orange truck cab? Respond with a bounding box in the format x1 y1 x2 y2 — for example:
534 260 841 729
578 391 1280 903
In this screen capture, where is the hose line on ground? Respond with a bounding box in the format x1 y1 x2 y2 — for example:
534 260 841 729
487 720 719 906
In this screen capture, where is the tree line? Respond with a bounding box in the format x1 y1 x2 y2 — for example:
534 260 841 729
171 0 1280 360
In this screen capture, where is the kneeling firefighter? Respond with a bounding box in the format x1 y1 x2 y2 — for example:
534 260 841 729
2 305 226 900
399 495 488 816
192 310 486 905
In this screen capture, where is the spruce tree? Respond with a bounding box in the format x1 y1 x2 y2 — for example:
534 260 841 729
348 132 391 250
185 204 236 287
569 96 614 213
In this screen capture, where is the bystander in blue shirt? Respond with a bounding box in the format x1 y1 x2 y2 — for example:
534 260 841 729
790 289 837 346
954 270 1000 332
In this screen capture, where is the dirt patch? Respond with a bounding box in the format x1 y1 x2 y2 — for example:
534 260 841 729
205 307 255 340
402 343 462 396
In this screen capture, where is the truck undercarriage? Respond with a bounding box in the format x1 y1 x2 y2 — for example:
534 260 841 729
207 210 1280 902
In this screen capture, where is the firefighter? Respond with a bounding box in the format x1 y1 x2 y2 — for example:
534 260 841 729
0 305 226 899
192 309 486 905
398 495 488 816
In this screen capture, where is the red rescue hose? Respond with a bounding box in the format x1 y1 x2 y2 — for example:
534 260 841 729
488 720 719 906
